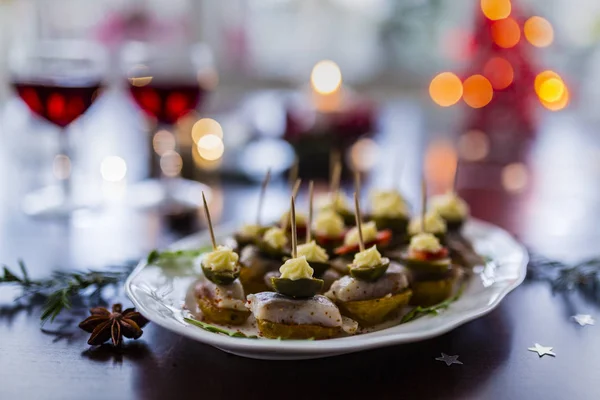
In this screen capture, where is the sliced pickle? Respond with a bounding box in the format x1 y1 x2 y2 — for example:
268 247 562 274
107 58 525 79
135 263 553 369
409 277 456 307
348 258 390 282
201 264 241 285
257 241 289 260
257 319 341 340
403 256 452 274
307 261 330 278
271 277 324 298
372 215 408 233
197 297 250 326
337 289 412 326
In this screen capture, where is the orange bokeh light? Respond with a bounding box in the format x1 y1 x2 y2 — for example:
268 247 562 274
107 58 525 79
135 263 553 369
481 0 511 21
491 18 521 49
483 57 514 90
462 75 494 108
535 70 560 93
429 72 463 107
524 16 554 48
538 78 565 103
540 86 570 111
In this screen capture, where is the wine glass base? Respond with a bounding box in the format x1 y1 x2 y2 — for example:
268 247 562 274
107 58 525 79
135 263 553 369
22 185 99 218
125 178 211 212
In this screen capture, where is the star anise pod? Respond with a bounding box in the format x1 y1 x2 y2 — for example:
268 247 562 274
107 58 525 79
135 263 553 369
78 304 149 346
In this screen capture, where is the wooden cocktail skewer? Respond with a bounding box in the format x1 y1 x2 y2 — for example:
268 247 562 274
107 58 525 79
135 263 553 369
256 168 271 226
420 175 427 234
354 171 361 198
306 180 314 243
452 159 460 193
354 192 365 252
290 196 298 258
202 191 217 250
330 159 342 202
329 148 341 185
291 178 302 200
288 157 299 191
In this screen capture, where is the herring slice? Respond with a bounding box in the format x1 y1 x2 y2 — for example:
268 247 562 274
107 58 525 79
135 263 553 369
328 264 409 303
195 276 247 311
246 292 343 328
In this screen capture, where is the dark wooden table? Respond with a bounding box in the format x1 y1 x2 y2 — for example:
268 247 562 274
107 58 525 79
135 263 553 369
1 104 599 399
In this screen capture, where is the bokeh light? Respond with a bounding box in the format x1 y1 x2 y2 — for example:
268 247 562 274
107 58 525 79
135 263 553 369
535 70 560 93
193 144 223 170
198 68 219 91
462 75 493 108
538 78 565 103
425 140 458 192
100 156 127 182
481 0 511 21
501 163 528 193
491 17 521 49
483 57 514 90
540 86 570 111
311 60 342 95
349 138 380 172
191 118 223 143
429 72 463 107
458 130 490 161
197 134 225 161
160 150 183 177
524 16 554 48
128 64 153 87
152 129 176 156
53 155 71 180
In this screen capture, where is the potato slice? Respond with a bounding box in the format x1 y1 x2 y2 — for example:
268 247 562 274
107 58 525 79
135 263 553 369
337 289 412 326
197 298 250 326
257 319 341 340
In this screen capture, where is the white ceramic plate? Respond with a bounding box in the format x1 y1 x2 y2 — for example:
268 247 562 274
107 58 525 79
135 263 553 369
125 219 527 360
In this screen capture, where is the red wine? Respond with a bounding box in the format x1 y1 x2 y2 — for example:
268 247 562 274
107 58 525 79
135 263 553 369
13 81 102 128
129 82 205 125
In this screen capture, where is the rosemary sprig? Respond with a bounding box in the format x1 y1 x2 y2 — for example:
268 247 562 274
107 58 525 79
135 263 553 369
401 281 467 324
147 247 211 268
1 261 136 324
184 317 258 338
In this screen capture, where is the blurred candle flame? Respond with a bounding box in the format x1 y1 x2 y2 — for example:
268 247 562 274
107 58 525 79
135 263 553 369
311 60 342 95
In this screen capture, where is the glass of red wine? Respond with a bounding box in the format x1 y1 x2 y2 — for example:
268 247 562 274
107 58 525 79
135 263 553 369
121 42 214 211
10 40 106 217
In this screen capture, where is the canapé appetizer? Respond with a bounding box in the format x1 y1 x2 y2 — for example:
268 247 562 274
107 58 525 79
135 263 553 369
247 197 357 339
335 221 392 256
407 211 447 241
313 210 346 255
239 226 289 294
195 193 250 325
403 232 458 306
328 193 411 326
369 189 410 239
429 191 469 232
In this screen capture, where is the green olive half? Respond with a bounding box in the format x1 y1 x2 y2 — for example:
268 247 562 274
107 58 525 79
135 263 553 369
308 261 330 278
257 241 289 260
271 277 324 298
348 258 390 282
372 215 408 233
202 263 241 285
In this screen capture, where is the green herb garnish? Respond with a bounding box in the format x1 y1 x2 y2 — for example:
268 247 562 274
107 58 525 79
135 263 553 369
184 317 258 339
400 280 467 324
147 247 211 266
1 260 136 324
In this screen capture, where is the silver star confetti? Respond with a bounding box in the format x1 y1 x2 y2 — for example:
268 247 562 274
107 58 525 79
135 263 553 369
572 314 595 327
435 353 463 366
528 343 556 357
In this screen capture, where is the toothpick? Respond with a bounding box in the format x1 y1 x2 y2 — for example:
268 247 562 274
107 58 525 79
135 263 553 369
307 180 314 243
256 168 271 226
288 157 299 190
202 191 217 250
452 160 460 193
329 148 341 184
354 171 361 195
421 176 427 234
291 178 302 200
330 159 342 201
354 192 365 252
290 196 298 258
